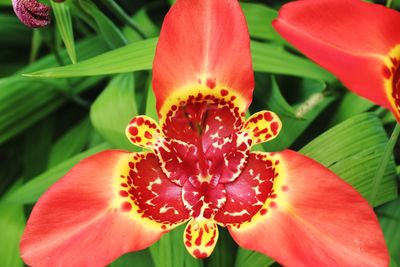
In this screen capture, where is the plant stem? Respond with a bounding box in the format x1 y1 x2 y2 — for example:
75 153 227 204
370 123 400 206
387 0 393 7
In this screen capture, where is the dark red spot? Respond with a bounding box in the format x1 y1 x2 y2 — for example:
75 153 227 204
121 202 132 211
206 78 216 89
135 137 142 143
136 117 144 126
220 89 229 96
120 183 128 188
171 105 177 111
382 66 392 79
271 122 279 135
144 131 153 139
193 249 208 259
260 208 267 215
185 241 192 247
129 126 138 136
195 228 204 246
162 225 167 230
119 190 129 197
264 112 274 121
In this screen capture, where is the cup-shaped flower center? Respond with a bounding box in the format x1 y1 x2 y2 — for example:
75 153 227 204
126 84 282 221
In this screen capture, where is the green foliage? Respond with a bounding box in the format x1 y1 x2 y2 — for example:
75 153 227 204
0 1 398 267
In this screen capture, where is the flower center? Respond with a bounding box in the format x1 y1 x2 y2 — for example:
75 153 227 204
392 63 400 113
383 45 400 118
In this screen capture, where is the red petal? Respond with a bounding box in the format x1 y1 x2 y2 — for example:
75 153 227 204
214 153 276 224
153 0 254 114
20 151 175 267
273 0 400 110
129 153 190 224
229 150 389 267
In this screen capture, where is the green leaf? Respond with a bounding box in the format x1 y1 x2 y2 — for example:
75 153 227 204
251 41 335 82
51 1 77 64
0 203 24 267
300 113 398 206
235 248 274 267
48 117 93 168
207 228 237 267
378 198 400 266
261 77 336 151
241 3 285 44
0 181 25 267
0 36 108 145
329 92 375 125
79 0 128 48
150 224 186 267
24 38 157 78
3 143 111 205
109 249 155 267
370 124 400 205
90 74 138 150
25 39 334 82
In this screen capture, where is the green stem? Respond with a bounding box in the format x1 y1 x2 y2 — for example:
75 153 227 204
386 0 393 7
101 0 147 39
370 123 400 206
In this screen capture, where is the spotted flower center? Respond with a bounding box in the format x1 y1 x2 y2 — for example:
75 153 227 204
383 46 400 117
125 86 282 221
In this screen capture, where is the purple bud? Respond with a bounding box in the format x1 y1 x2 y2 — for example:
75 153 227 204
12 0 51 28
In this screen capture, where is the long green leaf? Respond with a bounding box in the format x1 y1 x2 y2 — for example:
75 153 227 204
378 198 400 266
300 113 398 206
241 3 285 43
48 117 93 168
51 1 77 64
3 143 111 204
0 37 108 144
90 74 139 150
25 39 334 81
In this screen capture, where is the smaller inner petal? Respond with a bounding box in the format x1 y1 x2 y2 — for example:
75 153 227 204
126 115 163 149
183 219 219 259
242 111 282 146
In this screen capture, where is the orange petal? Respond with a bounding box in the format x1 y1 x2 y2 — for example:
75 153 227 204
153 0 254 118
273 0 400 111
229 150 389 267
20 150 184 267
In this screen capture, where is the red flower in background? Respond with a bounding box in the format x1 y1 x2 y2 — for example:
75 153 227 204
20 0 388 266
273 0 400 122
12 0 51 28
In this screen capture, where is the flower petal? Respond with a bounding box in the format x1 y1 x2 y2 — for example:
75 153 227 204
242 111 281 146
214 152 277 224
229 150 389 267
153 0 254 116
184 219 219 259
12 0 51 28
20 150 183 267
273 0 400 110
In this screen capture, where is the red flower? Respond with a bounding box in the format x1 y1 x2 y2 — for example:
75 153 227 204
273 0 400 122
12 0 51 28
20 0 388 266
